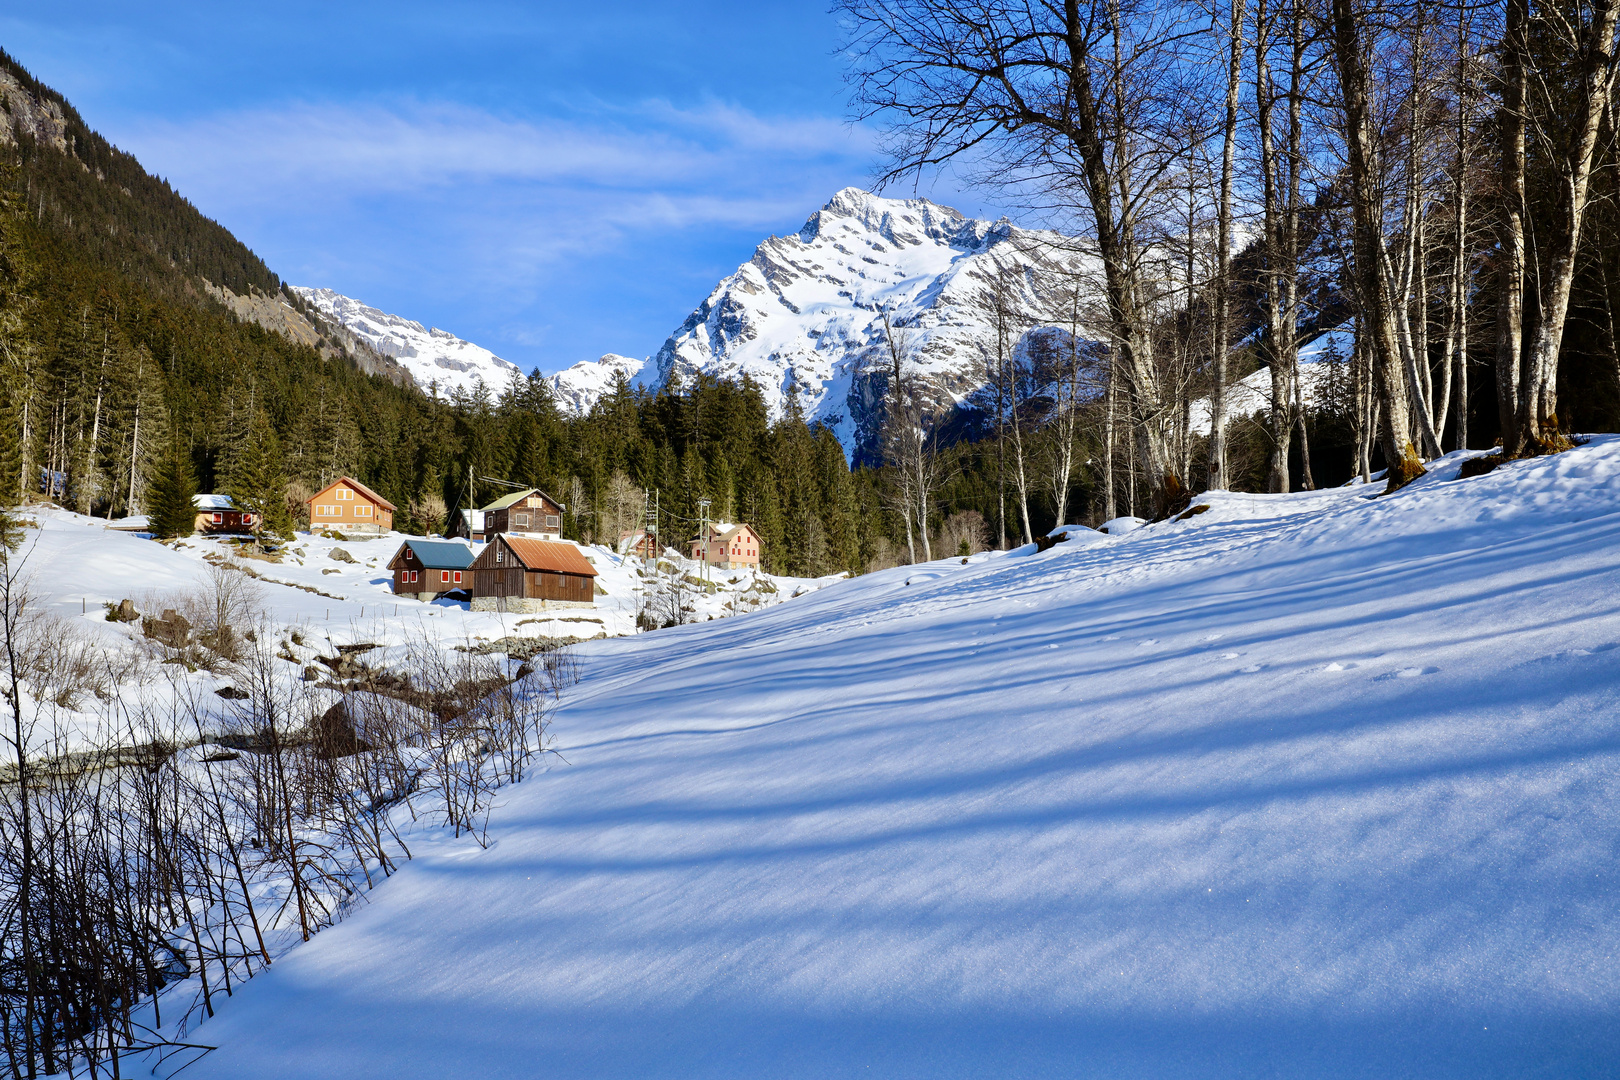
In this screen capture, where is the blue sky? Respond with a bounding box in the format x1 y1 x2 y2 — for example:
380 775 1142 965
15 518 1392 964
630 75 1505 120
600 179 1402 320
2 2 998 375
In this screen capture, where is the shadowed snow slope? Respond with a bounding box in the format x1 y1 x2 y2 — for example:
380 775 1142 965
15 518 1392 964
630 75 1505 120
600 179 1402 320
183 440 1620 1079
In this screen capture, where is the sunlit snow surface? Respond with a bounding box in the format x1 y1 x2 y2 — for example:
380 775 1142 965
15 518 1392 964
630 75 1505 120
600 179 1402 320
163 440 1620 1078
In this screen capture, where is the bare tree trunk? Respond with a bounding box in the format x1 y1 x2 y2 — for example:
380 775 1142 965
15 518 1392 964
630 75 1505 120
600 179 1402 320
1331 0 1426 489
1497 0 1529 456
1210 0 1245 491
1519 0 1620 448
1104 355 1118 520
1256 0 1294 492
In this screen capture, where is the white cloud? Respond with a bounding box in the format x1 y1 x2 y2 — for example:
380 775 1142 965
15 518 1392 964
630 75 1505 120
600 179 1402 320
123 97 870 211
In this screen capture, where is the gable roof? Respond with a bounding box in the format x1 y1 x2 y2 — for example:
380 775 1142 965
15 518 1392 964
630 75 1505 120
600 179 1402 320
499 536 597 577
309 475 397 512
392 539 475 570
700 521 755 543
481 487 562 513
193 493 236 511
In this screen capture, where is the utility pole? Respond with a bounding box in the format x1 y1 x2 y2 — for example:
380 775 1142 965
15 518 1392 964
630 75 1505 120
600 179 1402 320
697 497 712 587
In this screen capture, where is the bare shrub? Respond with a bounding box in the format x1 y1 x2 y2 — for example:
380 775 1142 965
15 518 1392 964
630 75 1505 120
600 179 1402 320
936 510 990 558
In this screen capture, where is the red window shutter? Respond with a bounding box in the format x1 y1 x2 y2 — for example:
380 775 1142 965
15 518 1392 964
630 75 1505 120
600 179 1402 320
453 571 462 584
441 570 450 583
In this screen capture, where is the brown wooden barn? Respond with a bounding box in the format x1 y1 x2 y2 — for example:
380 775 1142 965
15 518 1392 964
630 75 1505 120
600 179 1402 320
469 535 598 612
387 539 476 601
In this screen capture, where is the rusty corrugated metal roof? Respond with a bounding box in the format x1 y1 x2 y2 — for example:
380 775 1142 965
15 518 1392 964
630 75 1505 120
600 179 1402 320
501 536 598 576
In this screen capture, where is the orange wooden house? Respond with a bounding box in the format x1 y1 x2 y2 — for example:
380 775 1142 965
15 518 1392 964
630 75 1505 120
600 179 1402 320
307 476 395 533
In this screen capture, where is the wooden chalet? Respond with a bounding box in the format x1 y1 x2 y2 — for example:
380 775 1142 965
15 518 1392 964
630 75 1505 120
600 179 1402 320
688 521 761 570
388 539 476 600
452 488 564 543
308 476 395 533
617 529 657 559
193 494 258 535
469 535 597 612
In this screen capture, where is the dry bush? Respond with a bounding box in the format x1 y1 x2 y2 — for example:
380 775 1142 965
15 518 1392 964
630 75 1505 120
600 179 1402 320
936 510 990 558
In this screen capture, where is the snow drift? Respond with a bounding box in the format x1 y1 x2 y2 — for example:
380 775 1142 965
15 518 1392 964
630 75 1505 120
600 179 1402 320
174 438 1620 1078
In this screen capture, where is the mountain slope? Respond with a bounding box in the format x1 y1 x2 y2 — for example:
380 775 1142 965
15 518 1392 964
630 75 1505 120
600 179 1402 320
293 287 523 397
551 188 1091 460
176 438 1620 1079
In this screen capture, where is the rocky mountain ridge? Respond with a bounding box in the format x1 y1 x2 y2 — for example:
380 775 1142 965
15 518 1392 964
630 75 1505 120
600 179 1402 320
292 287 522 397
551 187 1094 461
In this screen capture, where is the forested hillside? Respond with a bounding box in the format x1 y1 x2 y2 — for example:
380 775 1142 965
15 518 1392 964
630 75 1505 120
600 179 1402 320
0 52 892 575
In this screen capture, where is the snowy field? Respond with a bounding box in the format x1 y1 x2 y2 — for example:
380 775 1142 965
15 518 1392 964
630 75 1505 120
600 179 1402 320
10 514 835 752
91 439 1620 1077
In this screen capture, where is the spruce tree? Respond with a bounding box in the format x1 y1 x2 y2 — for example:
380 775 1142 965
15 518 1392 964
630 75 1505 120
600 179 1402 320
147 439 198 538
229 408 293 542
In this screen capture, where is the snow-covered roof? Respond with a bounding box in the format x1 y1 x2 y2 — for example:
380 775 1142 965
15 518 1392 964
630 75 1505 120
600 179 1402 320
193 494 236 511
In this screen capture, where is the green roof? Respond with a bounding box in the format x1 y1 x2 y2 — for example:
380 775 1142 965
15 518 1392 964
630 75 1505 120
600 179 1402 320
481 488 561 512
482 488 539 511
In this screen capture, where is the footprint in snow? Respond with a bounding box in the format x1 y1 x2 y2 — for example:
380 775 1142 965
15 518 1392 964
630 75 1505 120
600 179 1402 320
1240 664 1264 673
1204 633 1224 641
1376 666 1439 680
1220 652 1241 660
1137 639 1158 648
1322 662 1356 672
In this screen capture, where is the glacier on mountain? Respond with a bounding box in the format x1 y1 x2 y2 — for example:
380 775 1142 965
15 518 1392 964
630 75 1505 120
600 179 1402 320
549 188 1095 460
292 287 522 397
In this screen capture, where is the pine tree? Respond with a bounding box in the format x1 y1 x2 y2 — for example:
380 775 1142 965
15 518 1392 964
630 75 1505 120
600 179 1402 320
229 408 293 542
147 439 198 538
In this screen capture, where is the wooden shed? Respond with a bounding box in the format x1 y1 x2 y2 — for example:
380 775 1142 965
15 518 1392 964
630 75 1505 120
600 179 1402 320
193 494 257 535
469 535 598 612
387 539 476 601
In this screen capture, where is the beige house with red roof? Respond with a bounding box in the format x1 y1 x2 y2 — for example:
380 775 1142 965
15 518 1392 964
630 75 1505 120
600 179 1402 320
307 476 395 533
689 522 761 570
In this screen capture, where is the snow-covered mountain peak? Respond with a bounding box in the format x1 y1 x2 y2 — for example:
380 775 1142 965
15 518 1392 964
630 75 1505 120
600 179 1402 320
545 353 645 414
549 189 1090 461
292 287 521 397
660 189 1086 458
800 187 984 249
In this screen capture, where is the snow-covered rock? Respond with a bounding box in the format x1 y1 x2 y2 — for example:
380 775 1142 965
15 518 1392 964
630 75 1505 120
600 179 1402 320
551 188 1094 460
291 287 522 397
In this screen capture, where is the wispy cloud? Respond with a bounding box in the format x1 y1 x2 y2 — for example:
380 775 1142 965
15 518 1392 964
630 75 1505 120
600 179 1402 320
125 97 868 210
113 97 893 367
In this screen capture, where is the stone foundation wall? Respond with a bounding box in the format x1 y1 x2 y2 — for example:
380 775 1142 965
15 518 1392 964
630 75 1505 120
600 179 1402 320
470 597 596 614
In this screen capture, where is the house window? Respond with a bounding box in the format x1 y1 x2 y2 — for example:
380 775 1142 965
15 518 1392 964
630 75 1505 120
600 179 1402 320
514 513 529 527
496 548 504 564
546 515 560 529
405 550 413 561
453 571 462 584
337 488 353 501
355 505 371 518
441 570 450 583
212 512 222 524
